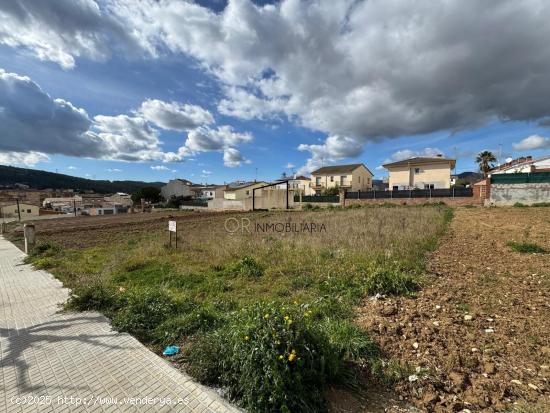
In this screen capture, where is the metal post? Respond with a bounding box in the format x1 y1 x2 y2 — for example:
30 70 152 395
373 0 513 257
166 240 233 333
16 199 21 222
373 190 376 199
252 188 256 211
429 187 432 199
357 190 360 199
286 181 289 210
73 198 77 217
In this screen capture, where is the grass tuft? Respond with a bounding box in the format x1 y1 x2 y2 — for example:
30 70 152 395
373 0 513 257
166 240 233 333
506 240 547 254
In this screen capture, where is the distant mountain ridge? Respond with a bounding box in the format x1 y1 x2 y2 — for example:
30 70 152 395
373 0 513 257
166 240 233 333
456 171 483 183
0 165 164 194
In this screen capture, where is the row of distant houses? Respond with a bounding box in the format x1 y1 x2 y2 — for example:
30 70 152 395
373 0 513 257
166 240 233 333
0 191 134 219
160 154 549 209
159 156 459 209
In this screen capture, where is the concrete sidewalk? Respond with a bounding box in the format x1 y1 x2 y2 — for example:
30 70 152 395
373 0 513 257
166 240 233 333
0 237 240 413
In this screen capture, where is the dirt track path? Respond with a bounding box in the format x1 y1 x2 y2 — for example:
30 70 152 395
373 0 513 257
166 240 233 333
358 207 550 412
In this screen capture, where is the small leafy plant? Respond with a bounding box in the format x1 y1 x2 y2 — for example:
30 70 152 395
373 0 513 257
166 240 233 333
506 240 547 254
112 288 178 340
226 256 264 278
184 302 379 412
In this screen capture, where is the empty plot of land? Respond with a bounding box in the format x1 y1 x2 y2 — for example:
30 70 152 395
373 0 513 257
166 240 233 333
359 207 550 412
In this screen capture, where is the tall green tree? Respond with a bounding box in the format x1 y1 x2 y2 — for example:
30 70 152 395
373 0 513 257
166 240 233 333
131 186 162 204
476 151 497 177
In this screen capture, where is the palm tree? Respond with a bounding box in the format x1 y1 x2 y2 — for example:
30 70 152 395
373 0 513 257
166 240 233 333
476 151 497 177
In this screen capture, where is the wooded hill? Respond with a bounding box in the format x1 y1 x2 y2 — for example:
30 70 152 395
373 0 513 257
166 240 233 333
0 165 164 194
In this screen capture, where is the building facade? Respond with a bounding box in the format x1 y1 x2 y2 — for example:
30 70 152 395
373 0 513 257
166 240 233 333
223 182 268 200
274 175 315 195
383 156 456 190
0 203 40 218
161 179 194 200
310 164 373 194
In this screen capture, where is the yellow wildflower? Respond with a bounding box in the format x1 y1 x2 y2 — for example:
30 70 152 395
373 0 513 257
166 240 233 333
288 352 297 362
244 336 249 341
287 319 293 325
284 315 289 321
264 313 270 319
278 355 284 360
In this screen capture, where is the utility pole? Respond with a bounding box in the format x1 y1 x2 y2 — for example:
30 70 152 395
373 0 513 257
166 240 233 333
453 146 458 174
73 198 77 217
16 198 21 222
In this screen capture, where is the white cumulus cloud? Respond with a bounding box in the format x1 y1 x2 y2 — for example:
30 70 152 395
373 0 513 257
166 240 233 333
0 151 49 166
512 135 550 151
139 99 214 131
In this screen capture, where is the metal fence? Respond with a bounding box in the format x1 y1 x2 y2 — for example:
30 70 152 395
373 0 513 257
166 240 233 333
294 195 339 203
491 172 550 184
344 187 473 199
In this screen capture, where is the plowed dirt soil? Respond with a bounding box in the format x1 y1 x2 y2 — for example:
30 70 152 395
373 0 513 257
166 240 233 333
358 207 550 412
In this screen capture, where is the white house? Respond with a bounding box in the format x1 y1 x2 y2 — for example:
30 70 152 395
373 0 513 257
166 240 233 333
490 155 550 174
274 175 315 195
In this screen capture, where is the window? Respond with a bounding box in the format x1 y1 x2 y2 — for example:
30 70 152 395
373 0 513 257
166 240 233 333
246 190 250 195
392 186 399 191
316 177 321 185
358 176 361 183
424 184 435 189
340 176 346 185
27 209 31 213
414 167 421 174
330 176 334 182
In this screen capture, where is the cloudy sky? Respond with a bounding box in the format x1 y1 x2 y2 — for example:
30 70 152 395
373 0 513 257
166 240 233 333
1 0 550 184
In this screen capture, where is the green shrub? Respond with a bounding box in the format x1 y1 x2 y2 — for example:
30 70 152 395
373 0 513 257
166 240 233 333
66 283 119 313
154 305 222 345
531 202 550 207
302 203 320 210
33 256 58 269
112 288 178 340
513 202 528 208
506 240 547 254
184 302 378 412
364 264 418 296
30 241 60 258
226 256 264 278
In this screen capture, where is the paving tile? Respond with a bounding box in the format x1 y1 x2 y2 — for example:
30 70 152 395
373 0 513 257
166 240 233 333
0 237 241 413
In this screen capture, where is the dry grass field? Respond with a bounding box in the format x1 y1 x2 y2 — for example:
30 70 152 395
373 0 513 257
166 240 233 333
7 205 450 412
6 205 549 412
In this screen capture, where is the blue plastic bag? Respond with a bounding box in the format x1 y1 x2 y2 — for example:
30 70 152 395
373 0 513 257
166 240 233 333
162 345 180 356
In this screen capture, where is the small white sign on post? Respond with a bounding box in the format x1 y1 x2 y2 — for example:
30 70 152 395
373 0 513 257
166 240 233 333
168 220 177 233
168 220 177 248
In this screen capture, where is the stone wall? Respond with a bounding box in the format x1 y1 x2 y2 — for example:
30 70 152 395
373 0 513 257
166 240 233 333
489 183 550 206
